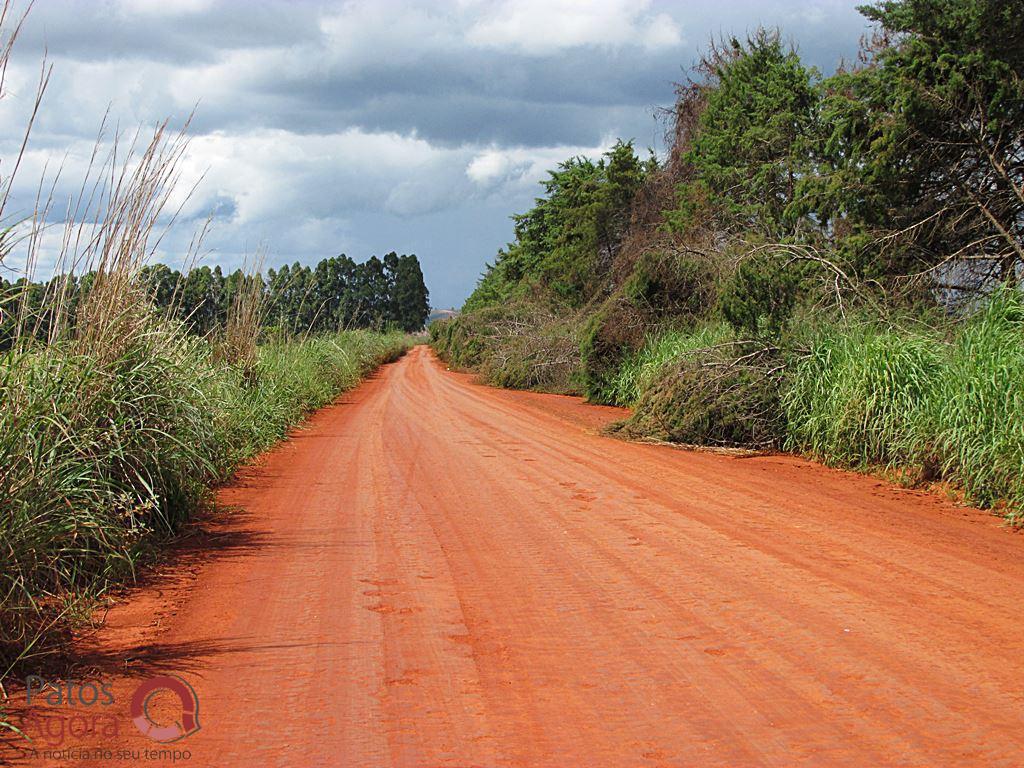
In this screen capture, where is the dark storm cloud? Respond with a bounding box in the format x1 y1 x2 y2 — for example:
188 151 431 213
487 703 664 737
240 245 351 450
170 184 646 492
19 0 868 148
17 1 318 63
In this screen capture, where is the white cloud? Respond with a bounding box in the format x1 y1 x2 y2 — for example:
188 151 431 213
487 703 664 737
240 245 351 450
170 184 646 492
466 150 515 185
466 0 682 54
466 139 614 191
116 0 214 17
172 127 459 224
318 3 457 68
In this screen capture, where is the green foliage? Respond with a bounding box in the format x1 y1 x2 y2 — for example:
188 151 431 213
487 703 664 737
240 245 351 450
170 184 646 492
784 289 1024 517
813 0 1024 279
464 141 650 311
719 253 804 338
912 289 1024 515
783 323 943 466
677 31 819 237
432 302 581 393
623 250 716 315
452 140 655 400
619 337 784 448
6 252 431 349
390 253 432 333
610 323 732 406
0 320 407 669
579 295 650 403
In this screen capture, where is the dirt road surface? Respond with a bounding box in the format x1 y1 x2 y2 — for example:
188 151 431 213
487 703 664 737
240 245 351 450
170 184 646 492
9 346 1024 766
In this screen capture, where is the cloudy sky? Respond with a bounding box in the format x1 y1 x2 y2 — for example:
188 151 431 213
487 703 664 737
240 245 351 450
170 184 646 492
2 0 871 307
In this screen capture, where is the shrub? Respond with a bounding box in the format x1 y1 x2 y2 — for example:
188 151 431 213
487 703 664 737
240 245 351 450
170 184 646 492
623 250 716 316
719 252 803 338
619 340 784 448
432 302 582 393
579 295 650 403
611 323 732 406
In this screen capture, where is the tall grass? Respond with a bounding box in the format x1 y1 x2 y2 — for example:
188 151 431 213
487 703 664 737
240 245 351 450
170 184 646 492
610 293 1024 520
610 323 732 406
784 289 1024 520
911 291 1024 516
0 1 410 676
781 324 943 466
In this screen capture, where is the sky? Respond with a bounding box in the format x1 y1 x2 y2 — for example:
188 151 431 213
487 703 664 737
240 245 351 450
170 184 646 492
1 0 872 308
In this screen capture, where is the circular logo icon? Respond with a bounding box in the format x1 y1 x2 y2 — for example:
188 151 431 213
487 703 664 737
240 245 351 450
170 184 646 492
129 675 201 743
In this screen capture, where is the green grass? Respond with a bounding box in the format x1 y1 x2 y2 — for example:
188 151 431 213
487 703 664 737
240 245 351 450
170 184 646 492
911 291 1024 517
784 289 1024 520
605 292 1024 521
781 323 943 467
0 322 407 671
610 323 732 406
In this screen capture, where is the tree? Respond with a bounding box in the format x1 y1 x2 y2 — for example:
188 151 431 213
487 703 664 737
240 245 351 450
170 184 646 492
382 251 402 326
394 254 430 331
467 141 649 310
351 256 389 329
139 264 181 313
679 31 819 239
179 266 222 334
817 0 1024 285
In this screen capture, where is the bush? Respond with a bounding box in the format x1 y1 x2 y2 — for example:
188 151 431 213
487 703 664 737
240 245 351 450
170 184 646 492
579 294 651 403
432 302 581 393
623 249 716 316
611 323 732 406
719 252 803 338
619 339 784 448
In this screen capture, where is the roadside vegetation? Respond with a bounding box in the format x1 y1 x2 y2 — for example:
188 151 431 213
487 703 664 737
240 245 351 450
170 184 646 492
0 5 413 679
433 0 1024 520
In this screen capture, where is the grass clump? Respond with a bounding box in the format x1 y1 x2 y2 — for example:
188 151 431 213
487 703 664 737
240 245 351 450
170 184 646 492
783 324 943 467
610 323 732 406
783 289 1024 519
913 291 1024 517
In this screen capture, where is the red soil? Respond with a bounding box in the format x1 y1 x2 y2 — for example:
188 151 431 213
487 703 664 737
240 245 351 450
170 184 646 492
6 345 1023 766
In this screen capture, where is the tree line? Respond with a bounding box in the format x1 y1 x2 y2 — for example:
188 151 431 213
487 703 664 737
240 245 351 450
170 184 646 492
470 0 1022 320
438 0 1023 400
1 252 430 347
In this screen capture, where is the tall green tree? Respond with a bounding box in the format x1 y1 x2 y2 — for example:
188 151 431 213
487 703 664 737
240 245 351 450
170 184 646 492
817 0 1024 283
674 31 819 239
394 254 430 331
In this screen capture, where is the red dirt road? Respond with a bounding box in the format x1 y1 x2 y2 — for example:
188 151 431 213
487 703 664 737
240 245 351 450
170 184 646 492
10 345 1024 766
